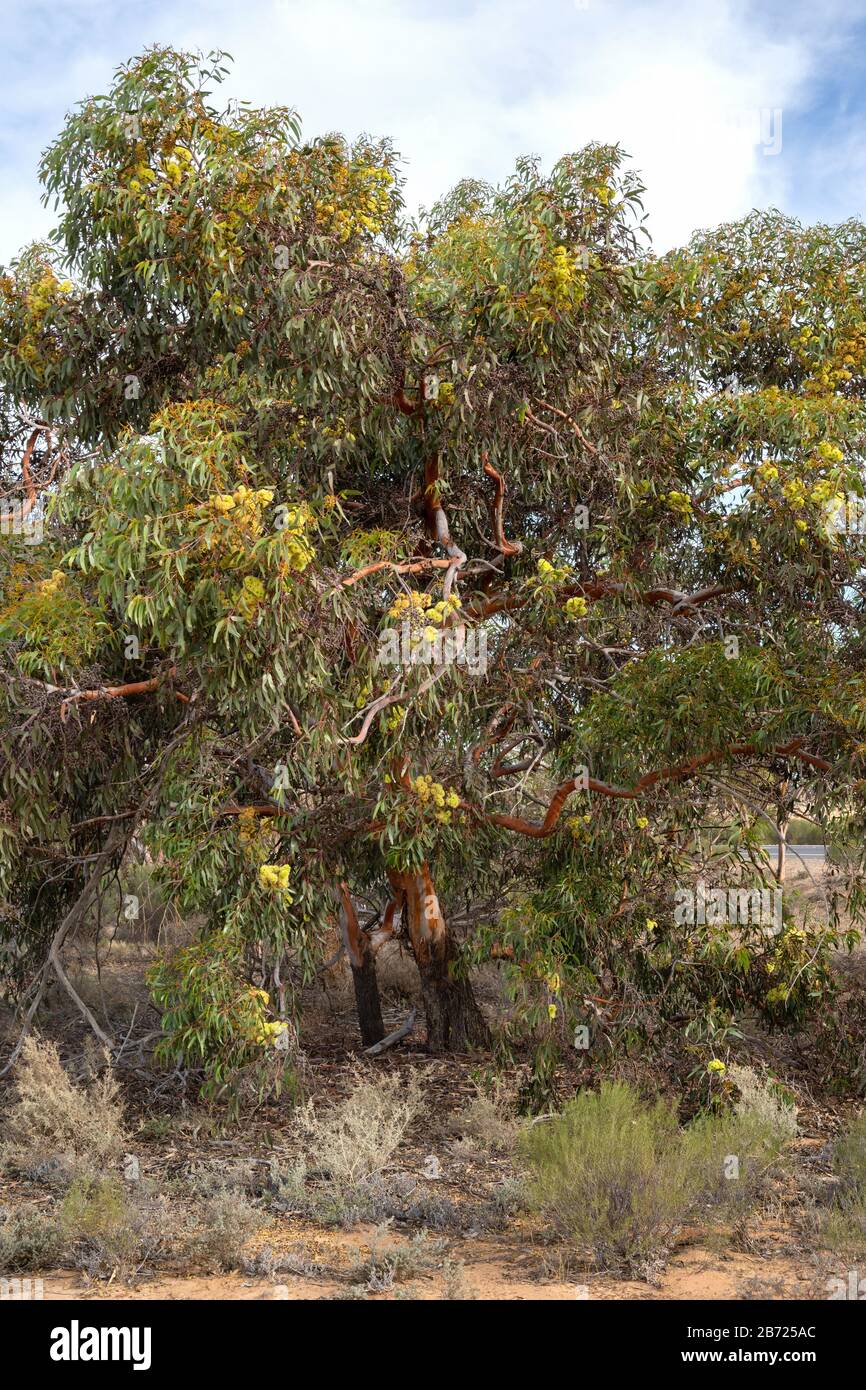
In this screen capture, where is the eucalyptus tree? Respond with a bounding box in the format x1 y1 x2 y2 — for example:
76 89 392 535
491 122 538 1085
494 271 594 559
1 48 864 1097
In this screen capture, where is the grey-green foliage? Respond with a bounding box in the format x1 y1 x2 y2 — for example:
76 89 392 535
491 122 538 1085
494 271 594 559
520 1080 790 1273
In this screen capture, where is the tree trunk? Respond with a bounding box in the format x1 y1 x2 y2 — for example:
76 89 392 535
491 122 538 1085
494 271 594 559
387 864 489 1051
338 883 384 1047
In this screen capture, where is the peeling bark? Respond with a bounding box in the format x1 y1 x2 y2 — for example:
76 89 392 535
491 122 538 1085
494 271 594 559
387 864 489 1051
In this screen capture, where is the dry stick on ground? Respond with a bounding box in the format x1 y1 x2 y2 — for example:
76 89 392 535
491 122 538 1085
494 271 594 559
364 1009 417 1057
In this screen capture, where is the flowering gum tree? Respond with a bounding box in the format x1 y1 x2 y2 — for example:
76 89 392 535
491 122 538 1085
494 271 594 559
1 48 865 1092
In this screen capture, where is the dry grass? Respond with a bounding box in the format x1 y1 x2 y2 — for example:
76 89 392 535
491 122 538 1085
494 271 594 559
296 1066 424 1188
0 1036 127 1185
447 1079 521 1154
729 1063 799 1142
190 1188 261 1272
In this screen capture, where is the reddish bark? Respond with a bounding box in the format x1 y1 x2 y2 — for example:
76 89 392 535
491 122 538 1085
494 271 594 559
387 863 489 1051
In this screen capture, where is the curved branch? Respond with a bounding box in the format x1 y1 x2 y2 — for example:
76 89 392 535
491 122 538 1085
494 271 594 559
528 400 598 456
482 453 522 557
338 557 451 589
0 426 59 526
468 578 729 621
58 668 182 722
474 738 831 838
423 451 467 602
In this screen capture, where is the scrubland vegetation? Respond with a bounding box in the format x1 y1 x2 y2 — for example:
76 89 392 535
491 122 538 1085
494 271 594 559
2 47 866 1299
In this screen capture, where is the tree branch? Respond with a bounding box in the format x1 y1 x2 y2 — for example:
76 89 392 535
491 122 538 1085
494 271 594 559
473 738 831 837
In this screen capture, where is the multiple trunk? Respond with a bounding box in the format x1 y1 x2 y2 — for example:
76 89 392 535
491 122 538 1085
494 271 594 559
337 863 488 1053
386 864 490 1051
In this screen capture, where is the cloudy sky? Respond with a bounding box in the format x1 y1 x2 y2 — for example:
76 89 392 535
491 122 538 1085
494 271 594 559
1 0 865 265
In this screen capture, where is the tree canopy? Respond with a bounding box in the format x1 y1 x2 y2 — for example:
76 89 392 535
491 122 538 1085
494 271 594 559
2 48 865 1102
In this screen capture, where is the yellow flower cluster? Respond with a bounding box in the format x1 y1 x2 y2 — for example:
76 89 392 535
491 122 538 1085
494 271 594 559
565 813 592 838
259 863 291 893
38 569 66 596
388 590 431 629
804 327 865 395
258 1019 290 1046
278 503 315 574
234 574 265 618
27 269 66 316
242 988 289 1047
816 441 844 464
564 595 587 620
531 244 586 316
316 163 393 241
782 478 807 508
203 487 314 574
387 590 460 637
384 704 406 731
412 774 461 824
666 490 693 519
809 478 844 507
237 807 267 862
209 484 274 519
536 557 571 584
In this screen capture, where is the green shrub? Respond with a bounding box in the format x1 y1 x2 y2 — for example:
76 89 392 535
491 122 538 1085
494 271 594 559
832 1111 866 1196
0 1206 64 1271
59 1176 143 1275
822 1112 866 1256
520 1080 789 1274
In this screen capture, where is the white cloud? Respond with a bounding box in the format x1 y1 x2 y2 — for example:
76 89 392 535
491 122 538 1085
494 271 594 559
0 0 857 265
176 0 812 248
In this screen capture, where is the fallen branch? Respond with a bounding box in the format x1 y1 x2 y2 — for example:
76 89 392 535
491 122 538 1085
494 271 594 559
364 1008 417 1056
